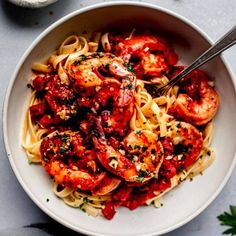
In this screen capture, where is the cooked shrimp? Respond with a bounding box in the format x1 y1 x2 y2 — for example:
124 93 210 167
161 121 203 175
113 35 178 77
168 70 219 126
40 131 106 191
92 117 164 183
93 82 134 136
67 52 136 107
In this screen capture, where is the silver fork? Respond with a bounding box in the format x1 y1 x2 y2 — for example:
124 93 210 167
147 25 236 97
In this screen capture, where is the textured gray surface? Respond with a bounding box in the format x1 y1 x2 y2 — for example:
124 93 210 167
0 0 236 235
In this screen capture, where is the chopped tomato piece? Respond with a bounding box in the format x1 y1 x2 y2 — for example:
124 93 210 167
102 201 116 220
30 103 47 122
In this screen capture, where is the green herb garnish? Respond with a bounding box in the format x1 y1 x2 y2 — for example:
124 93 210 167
59 146 67 154
218 205 236 235
83 197 89 204
136 130 142 136
124 62 135 73
134 144 140 150
136 170 149 182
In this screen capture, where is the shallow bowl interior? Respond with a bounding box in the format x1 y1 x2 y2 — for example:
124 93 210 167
4 2 236 236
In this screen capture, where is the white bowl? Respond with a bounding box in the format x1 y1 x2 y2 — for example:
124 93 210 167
8 0 58 8
3 2 236 235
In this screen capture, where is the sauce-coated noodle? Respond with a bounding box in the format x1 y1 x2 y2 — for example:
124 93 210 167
22 29 218 220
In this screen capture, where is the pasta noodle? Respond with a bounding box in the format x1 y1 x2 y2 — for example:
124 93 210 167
22 29 219 220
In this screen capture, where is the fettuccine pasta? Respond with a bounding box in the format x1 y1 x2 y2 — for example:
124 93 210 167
22 29 219 220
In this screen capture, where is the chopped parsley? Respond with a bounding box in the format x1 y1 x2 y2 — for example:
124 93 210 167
62 99 69 105
134 144 141 150
136 130 142 136
124 62 135 73
79 203 84 210
75 55 88 65
59 146 67 155
43 156 50 162
137 169 149 182
83 197 89 204
61 134 70 142
127 83 134 90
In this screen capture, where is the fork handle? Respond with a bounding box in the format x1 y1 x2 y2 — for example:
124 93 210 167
162 25 236 91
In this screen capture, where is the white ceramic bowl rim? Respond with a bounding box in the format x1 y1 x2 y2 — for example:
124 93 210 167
8 0 58 8
3 2 236 235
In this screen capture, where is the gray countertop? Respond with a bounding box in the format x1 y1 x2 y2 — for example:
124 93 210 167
0 0 236 235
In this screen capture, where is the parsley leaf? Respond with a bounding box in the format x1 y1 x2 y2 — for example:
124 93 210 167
218 205 236 235
124 62 135 73
136 169 149 182
59 146 67 155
